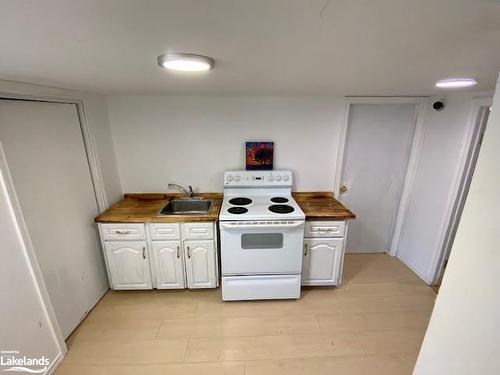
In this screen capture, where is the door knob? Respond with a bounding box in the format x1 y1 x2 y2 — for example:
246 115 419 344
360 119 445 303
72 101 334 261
340 184 348 194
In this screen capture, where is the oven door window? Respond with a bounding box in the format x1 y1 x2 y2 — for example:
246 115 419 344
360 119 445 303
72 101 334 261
241 233 283 249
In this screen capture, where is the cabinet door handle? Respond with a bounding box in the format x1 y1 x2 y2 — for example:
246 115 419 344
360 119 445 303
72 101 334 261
304 243 308 256
142 246 146 259
176 246 180 258
187 246 191 259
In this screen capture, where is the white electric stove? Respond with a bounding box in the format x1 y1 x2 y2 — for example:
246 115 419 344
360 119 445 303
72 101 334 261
219 170 305 301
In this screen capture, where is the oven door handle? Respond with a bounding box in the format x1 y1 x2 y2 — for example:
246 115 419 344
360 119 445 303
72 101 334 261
220 221 304 230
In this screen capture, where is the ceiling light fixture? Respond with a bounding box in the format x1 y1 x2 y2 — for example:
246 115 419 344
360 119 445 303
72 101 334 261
435 78 477 88
157 53 215 72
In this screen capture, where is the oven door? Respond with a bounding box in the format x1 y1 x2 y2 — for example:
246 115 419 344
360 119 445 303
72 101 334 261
220 221 305 275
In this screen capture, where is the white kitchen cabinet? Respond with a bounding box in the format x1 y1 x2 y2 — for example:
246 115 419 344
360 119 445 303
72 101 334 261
151 241 185 289
104 241 153 290
302 238 344 286
302 221 347 286
99 222 218 290
184 240 217 288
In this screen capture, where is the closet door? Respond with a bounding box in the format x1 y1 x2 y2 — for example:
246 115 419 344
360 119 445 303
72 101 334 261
0 100 108 338
339 103 417 253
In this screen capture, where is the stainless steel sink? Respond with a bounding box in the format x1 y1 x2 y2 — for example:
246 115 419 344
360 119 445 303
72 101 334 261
158 199 213 215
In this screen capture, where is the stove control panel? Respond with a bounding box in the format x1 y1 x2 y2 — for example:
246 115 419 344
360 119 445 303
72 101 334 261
224 170 293 187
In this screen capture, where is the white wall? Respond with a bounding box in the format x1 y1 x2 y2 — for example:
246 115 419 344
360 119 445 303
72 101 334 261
396 92 492 282
106 96 345 192
0 80 123 206
0 161 63 372
414 77 500 374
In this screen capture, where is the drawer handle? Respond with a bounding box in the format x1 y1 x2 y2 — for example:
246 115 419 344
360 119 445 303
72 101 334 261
176 246 180 258
142 246 146 259
191 228 208 233
304 243 308 256
317 228 334 232
115 230 132 235
187 246 191 259
158 229 174 234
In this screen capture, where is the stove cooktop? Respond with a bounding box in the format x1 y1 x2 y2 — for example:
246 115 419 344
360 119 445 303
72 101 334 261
219 195 305 221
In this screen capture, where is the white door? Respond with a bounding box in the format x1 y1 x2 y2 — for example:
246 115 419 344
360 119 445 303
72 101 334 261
302 238 344 286
104 241 152 290
0 100 108 338
152 241 186 289
340 103 417 253
184 240 216 289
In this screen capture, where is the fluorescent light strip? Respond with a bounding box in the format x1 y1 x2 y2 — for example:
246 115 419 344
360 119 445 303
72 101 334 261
436 78 477 88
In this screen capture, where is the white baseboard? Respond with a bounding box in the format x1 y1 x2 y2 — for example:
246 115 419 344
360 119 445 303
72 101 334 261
346 249 386 254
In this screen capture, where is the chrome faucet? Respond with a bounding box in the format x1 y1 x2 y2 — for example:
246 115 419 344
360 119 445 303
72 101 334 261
168 183 194 198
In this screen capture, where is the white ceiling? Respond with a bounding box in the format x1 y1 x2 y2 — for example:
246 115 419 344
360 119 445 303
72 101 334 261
1 0 499 95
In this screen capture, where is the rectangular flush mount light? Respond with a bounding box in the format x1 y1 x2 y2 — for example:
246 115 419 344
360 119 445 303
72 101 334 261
157 53 215 72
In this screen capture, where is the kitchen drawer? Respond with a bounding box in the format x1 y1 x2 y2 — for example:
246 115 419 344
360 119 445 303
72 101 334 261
305 221 345 238
181 222 214 240
149 223 181 240
101 223 146 241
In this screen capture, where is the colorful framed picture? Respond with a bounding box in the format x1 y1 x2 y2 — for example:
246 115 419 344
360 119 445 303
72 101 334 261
246 142 274 170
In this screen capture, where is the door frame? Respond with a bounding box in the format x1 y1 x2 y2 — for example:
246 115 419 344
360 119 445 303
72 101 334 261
333 96 428 255
429 97 493 284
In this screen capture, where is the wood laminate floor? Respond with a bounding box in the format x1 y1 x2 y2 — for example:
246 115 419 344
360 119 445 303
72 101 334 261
55 254 436 375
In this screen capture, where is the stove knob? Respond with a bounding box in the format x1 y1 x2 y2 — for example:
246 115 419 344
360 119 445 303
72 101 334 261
276 175 282 181
227 175 233 182
268 175 275 182
283 175 289 181
235 175 241 182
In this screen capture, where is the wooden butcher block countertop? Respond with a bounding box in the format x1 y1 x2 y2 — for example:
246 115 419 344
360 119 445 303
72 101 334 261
94 193 222 223
95 191 354 223
293 192 356 220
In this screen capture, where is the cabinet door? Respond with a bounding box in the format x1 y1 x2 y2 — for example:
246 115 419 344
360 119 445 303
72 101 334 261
302 238 344 286
184 240 216 289
104 241 152 290
152 241 185 289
